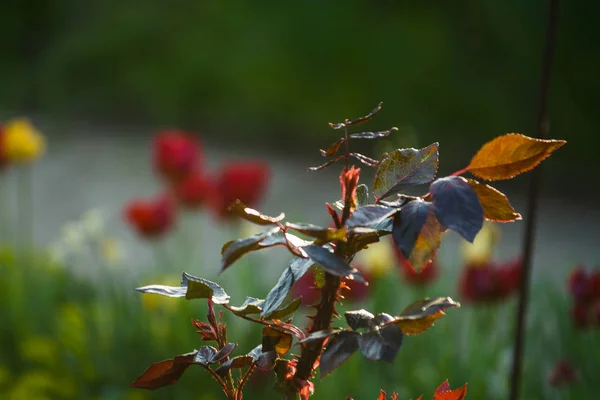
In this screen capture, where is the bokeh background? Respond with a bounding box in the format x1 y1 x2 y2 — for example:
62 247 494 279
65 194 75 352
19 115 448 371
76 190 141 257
0 1 599 400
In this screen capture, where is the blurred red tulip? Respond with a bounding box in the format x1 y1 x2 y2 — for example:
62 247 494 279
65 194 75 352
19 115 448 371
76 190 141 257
571 301 589 328
394 248 438 286
459 258 521 304
548 359 578 387
568 266 589 300
209 161 270 219
175 170 214 209
566 266 600 328
124 194 176 239
153 130 201 182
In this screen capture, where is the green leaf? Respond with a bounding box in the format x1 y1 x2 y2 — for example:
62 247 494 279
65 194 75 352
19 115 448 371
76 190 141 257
349 127 398 139
301 245 364 282
136 272 230 304
373 143 439 200
264 297 302 320
358 325 403 362
130 352 196 390
356 184 369 206
320 138 346 157
319 331 360 377
467 133 566 181
345 309 375 331
391 200 441 272
467 179 522 222
261 257 314 317
229 297 264 316
391 297 461 335
221 227 281 272
345 205 400 228
228 200 285 225
430 176 483 242
329 102 383 130
286 222 346 242
194 346 218 366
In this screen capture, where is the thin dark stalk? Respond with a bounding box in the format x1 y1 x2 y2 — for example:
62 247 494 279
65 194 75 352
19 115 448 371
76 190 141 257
508 1 558 399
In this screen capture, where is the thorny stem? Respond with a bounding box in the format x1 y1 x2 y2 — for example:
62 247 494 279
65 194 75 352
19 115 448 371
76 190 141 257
235 364 257 400
508 0 558 399
204 365 235 400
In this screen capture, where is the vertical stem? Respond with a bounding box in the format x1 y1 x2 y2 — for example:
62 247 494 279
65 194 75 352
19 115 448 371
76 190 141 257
508 1 558 399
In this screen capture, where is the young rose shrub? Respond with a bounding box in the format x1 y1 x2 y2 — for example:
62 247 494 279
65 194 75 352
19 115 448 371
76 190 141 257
124 194 176 239
131 103 564 399
153 130 201 183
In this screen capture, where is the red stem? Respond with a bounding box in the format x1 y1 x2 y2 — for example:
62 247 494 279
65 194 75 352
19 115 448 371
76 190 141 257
450 167 469 177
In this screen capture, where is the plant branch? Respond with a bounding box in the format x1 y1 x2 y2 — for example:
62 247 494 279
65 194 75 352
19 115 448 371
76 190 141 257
508 0 558 399
204 365 235 400
235 364 257 400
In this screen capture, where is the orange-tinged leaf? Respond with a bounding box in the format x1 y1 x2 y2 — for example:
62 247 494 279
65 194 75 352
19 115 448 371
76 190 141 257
228 200 285 225
433 379 468 400
467 179 522 222
391 297 460 335
262 326 293 355
130 352 195 390
467 133 565 181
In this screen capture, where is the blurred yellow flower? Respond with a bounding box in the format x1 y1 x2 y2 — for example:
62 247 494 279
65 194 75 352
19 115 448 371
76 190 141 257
356 237 396 278
461 222 500 266
101 238 122 264
1 118 45 163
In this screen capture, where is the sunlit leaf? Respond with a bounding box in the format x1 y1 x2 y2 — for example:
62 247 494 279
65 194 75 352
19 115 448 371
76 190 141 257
345 205 400 228
302 245 364 282
467 133 566 181
213 343 237 362
319 331 361 377
136 273 230 304
345 309 375 330
314 266 326 288
286 222 346 242
320 138 346 157
350 152 380 167
433 379 468 400
346 227 380 253
263 297 302 320
262 327 293 355
228 200 285 225
391 297 460 335
356 184 369 206
130 352 196 390
261 257 314 317
329 102 383 129
221 227 281 272
215 355 254 376
308 155 344 171
300 329 342 344
391 200 441 272
373 143 439 200
467 179 521 222
349 127 398 139
194 346 218 366
430 176 483 242
229 297 264 316
358 324 403 362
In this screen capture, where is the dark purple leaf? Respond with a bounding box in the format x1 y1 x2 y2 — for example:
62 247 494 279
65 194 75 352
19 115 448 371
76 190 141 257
373 143 439 200
320 331 361 377
194 346 218 366
349 127 398 139
214 343 237 362
215 355 254 376
350 153 380 167
130 352 196 390
228 200 285 225
345 309 375 330
346 227 380 253
263 297 302 320
229 297 264 316
300 329 342 344
308 155 344 171
136 272 230 304
221 227 281 272
301 245 364 282
345 205 400 228
320 138 346 157
329 102 383 130
430 176 484 242
286 222 346 242
358 325 403 362
261 257 314 317
256 351 278 370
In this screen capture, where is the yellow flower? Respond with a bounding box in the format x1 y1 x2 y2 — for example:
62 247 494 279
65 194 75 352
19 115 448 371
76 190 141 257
100 238 122 264
356 237 396 278
1 118 45 163
461 222 500 266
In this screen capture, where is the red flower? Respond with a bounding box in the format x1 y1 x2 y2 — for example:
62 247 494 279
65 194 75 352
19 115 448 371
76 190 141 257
459 258 522 304
175 170 214 209
394 248 438 286
548 359 578 387
209 161 270 219
124 194 176 238
566 266 600 329
152 130 201 182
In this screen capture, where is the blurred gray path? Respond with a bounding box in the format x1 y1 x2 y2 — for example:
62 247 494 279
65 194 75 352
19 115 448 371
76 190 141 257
9 131 599 285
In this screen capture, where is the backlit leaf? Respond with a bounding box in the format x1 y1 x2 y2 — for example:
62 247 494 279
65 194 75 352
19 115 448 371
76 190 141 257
136 273 230 304
430 176 483 242
391 200 441 272
345 309 375 330
302 245 364 282
262 327 293 355
467 133 566 181
320 138 346 157
229 297 264 316
286 222 346 242
356 184 369 206
194 346 218 366
350 152 380 167
346 227 380 253
130 352 196 390
345 205 400 229
215 355 254 375
358 325 403 362
228 200 285 225
221 227 281 272
308 155 344 171
256 351 278 370
319 331 360 377
329 102 383 129
263 297 302 320
261 257 314 317
467 179 521 222
433 379 468 400
391 297 460 335
373 143 439 200
349 127 398 139
213 343 237 362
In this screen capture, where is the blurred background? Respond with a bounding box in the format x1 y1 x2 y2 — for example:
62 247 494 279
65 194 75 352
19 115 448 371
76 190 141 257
0 1 599 399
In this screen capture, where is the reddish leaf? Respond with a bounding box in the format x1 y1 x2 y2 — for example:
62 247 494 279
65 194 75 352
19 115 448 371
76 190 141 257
433 379 468 400
467 133 565 181
130 352 195 390
467 179 521 222
350 152 380 167
329 102 383 129
308 155 344 171
320 138 346 157
228 200 285 225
